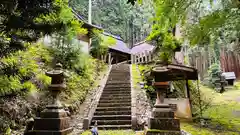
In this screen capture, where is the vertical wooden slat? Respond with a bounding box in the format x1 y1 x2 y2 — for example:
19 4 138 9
131 54 134 64
145 50 148 63
134 54 137 64
142 52 145 63
149 50 152 62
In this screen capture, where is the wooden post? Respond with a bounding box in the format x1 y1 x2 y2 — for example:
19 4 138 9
136 53 139 64
131 54 134 64
139 53 142 63
134 54 137 64
149 51 152 62
145 50 149 63
142 52 145 63
137 53 141 64
186 80 193 118
108 53 111 65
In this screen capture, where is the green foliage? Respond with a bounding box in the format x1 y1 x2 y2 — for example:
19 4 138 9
148 31 182 63
0 76 22 96
71 0 154 43
0 43 52 96
0 0 66 56
148 0 239 52
90 29 116 58
181 122 218 135
204 63 221 87
61 59 106 104
203 102 240 132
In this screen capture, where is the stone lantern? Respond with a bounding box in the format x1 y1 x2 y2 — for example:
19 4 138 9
24 63 73 135
145 66 181 135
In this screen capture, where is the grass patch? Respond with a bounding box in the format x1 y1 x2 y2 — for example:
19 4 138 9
200 85 240 104
183 84 240 134
203 101 240 132
81 130 135 135
181 122 239 135
132 64 142 89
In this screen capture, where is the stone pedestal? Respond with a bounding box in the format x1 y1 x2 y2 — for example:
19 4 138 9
24 64 73 135
146 81 180 135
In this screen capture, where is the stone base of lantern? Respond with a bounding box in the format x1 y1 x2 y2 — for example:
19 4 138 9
146 104 180 135
27 128 73 135
25 106 73 135
146 130 181 135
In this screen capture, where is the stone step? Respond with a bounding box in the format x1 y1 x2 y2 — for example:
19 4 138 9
107 79 130 82
98 102 131 107
106 82 131 85
105 84 130 87
101 92 131 96
104 86 131 89
100 96 131 100
91 120 131 125
109 75 130 77
101 91 131 95
149 118 180 131
102 90 131 93
102 89 131 93
109 73 130 75
110 70 130 72
98 99 131 103
110 74 130 76
103 87 131 90
109 74 130 76
92 115 131 120
90 125 132 130
94 110 131 115
108 76 130 79
100 94 131 98
146 130 181 135
96 106 131 112
102 91 131 96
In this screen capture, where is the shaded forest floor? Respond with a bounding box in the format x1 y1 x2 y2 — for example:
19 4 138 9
181 83 240 135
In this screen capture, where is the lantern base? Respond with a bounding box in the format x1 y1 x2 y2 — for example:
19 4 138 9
25 128 73 135
146 103 180 135
24 106 72 135
146 130 181 135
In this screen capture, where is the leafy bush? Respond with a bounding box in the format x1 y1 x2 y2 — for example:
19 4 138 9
186 81 212 118
203 63 221 87
90 29 116 59
147 31 182 63
0 43 52 97
61 58 106 103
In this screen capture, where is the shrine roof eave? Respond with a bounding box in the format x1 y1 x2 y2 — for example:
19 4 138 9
152 64 198 81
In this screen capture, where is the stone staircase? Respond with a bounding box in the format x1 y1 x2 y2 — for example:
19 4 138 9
91 64 132 130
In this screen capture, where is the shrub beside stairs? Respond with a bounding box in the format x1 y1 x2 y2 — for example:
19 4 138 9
90 64 132 130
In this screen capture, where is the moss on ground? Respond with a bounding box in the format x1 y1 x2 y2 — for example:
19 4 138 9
132 64 142 89
181 122 239 135
182 84 240 134
81 130 135 135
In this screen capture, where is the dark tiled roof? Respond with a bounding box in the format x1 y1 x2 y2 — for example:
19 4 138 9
71 9 130 54
109 40 131 54
131 41 155 54
102 32 123 41
102 32 131 54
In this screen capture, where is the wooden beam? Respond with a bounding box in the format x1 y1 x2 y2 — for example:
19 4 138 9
186 80 193 118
